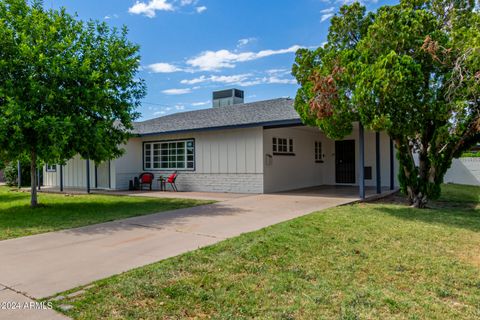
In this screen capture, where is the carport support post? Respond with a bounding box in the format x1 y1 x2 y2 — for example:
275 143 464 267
37 168 41 191
94 163 98 189
17 160 21 189
86 159 90 194
59 164 64 192
359 123 365 200
375 131 381 194
108 160 111 189
390 138 394 190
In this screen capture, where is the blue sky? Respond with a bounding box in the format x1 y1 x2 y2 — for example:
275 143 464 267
49 0 396 120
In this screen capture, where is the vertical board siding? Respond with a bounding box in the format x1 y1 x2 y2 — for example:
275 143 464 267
43 155 96 189
227 135 237 174
44 127 265 191
112 127 264 190
210 142 220 173
236 138 247 173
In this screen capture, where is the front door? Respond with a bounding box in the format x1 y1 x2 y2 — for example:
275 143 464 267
335 140 355 184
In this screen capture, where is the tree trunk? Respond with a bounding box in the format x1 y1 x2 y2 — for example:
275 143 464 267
395 138 430 208
410 191 428 208
30 150 38 207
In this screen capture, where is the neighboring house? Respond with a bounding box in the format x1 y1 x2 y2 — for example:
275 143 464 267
43 89 399 194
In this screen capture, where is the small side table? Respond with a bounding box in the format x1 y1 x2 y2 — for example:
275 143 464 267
157 176 166 191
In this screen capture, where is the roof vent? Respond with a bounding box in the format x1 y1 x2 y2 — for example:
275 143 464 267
212 89 244 108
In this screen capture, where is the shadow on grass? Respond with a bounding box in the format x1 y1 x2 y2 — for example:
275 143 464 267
376 203 480 233
0 191 28 202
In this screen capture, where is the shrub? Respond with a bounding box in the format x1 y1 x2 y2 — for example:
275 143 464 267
4 161 32 187
460 152 480 158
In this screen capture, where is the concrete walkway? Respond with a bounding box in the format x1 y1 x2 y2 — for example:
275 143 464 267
0 187 392 319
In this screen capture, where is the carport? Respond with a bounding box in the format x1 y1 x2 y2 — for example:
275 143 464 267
262 122 398 199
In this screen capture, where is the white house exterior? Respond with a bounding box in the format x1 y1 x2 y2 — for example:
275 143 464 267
43 91 400 195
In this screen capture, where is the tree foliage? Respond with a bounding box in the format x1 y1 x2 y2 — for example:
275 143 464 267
0 0 146 206
292 0 480 207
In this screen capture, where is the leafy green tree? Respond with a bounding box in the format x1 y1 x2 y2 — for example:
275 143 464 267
292 0 479 208
0 0 146 207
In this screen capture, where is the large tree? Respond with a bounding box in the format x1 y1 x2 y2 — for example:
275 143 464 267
0 0 146 206
292 0 479 208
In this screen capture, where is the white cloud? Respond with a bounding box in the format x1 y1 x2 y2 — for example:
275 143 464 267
320 7 335 14
264 76 296 85
175 104 185 110
128 0 174 18
181 74 252 85
191 100 210 106
196 6 207 13
162 88 192 95
186 45 301 71
266 68 290 75
181 72 296 87
180 0 196 5
128 0 207 17
321 13 334 22
104 14 119 20
153 110 166 115
147 62 182 73
237 37 257 48
180 75 207 85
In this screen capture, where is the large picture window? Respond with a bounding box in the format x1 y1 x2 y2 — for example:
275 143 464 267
144 139 195 170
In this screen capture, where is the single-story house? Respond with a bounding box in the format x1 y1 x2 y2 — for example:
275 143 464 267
43 89 399 197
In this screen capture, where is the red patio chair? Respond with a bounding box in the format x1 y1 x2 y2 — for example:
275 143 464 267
167 172 178 192
139 172 154 191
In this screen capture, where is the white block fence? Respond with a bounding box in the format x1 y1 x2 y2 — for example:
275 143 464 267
444 157 480 186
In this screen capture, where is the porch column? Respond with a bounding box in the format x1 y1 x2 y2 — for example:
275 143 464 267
108 160 111 189
37 168 41 191
17 160 21 188
390 138 395 190
94 163 98 189
375 131 381 194
86 159 90 194
359 123 365 199
59 164 64 192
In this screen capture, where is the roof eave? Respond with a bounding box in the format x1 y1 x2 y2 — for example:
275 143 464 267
136 118 303 137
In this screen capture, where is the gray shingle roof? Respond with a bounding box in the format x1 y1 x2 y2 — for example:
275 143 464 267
133 98 302 136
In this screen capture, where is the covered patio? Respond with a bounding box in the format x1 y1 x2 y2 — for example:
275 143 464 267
263 122 398 198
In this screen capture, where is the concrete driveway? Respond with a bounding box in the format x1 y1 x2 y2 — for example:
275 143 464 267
0 187 388 319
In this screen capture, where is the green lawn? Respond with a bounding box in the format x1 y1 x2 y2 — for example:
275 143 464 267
0 187 212 240
49 184 480 319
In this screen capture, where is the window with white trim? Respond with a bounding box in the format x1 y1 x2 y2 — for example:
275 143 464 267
272 137 294 154
144 139 195 170
315 141 324 162
46 164 56 172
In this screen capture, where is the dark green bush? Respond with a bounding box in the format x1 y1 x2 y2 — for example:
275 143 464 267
4 161 31 187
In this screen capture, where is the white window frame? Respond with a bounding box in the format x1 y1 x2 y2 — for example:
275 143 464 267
143 139 195 171
272 137 294 155
315 141 324 162
46 164 57 172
